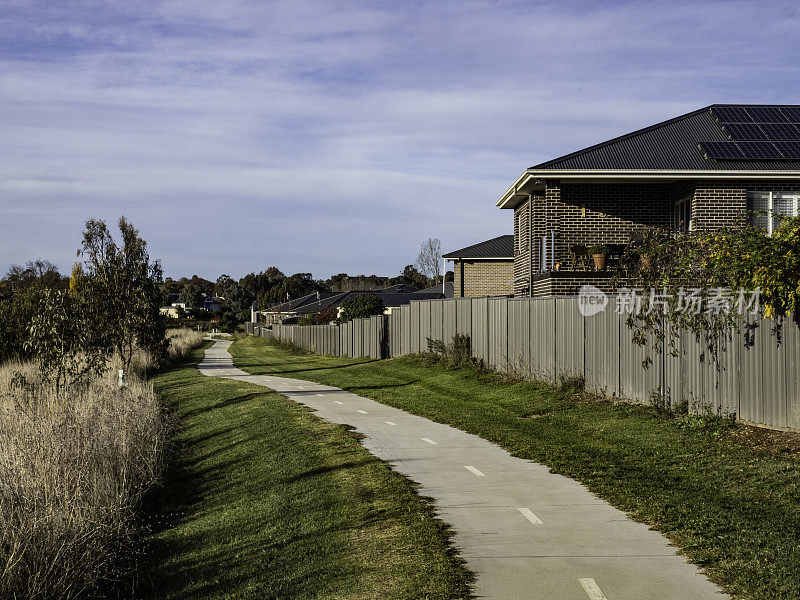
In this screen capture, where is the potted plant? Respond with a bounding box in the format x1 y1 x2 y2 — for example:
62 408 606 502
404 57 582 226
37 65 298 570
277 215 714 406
589 245 608 270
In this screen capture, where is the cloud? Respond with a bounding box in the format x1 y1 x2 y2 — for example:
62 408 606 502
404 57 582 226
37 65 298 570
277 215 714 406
2 0 800 279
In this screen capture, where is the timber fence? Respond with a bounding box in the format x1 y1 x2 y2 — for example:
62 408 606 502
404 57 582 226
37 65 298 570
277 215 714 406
246 297 800 430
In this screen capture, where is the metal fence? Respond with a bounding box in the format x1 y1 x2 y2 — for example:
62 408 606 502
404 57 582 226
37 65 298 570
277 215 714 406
248 297 800 430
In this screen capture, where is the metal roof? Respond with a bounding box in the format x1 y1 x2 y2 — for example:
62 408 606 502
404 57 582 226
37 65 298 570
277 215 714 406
533 105 800 171
442 235 514 259
416 282 454 298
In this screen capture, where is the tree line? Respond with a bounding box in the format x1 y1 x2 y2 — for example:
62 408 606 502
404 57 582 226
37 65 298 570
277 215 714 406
0 218 165 382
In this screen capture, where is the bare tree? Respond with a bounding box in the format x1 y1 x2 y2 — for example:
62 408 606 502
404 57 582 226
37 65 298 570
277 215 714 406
415 237 442 282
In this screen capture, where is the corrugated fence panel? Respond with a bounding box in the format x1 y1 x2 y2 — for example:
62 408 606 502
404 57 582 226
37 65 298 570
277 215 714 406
662 324 683 409
342 322 350 357
487 298 508 370
507 299 531 377
529 299 556 382
389 312 401 357
410 302 421 354
619 322 661 404
419 301 432 351
702 331 740 418
785 320 800 430
364 318 372 358
430 300 443 344
759 318 787 428
354 319 364 357
456 298 472 338
738 317 764 425
554 298 584 379
369 316 380 359
353 321 360 357
584 307 620 396
680 331 705 411
400 305 411 356
471 298 490 363
443 300 456 345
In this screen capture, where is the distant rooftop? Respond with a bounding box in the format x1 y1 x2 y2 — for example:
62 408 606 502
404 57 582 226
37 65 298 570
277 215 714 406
443 235 514 259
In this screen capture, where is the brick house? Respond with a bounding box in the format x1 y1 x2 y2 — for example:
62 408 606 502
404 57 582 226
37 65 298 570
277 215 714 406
496 105 800 296
443 235 514 297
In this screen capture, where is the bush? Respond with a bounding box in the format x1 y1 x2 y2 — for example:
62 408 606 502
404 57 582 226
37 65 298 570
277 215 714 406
424 334 486 370
338 294 385 323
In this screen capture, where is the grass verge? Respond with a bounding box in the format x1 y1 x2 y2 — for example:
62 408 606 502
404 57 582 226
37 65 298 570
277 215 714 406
230 335 800 600
140 342 471 600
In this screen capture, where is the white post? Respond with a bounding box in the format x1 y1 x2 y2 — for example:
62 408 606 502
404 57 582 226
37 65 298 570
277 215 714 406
118 369 125 388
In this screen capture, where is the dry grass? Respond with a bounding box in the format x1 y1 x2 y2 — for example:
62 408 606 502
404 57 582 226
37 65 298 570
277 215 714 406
122 328 206 375
165 328 205 363
0 328 203 599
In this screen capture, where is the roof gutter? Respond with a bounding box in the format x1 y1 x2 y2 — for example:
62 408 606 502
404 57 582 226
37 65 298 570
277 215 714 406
496 168 800 209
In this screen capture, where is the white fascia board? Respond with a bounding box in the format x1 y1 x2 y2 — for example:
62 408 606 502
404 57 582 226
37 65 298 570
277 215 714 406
496 169 800 209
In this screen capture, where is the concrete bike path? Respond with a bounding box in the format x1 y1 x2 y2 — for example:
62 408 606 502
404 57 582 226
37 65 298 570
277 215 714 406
199 340 728 600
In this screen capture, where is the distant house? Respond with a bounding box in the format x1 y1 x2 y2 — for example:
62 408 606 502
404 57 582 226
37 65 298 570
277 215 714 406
256 285 450 325
442 235 514 298
159 306 180 319
203 296 223 312
496 104 800 297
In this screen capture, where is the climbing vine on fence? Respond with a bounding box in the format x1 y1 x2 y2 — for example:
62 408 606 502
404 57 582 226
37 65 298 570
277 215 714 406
614 213 800 367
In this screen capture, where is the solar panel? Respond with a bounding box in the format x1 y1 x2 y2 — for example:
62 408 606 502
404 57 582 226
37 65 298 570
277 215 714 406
774 141 800 159
711 106 753 122
758 122 800 140
737 141 784 159
745 106 790 122
722 123 767 140
780 107 800 122
698 141 745 160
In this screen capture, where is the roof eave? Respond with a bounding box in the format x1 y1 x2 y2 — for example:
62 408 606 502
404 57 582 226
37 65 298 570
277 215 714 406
495 170 543 209
442 256 514 260
496 168 800 209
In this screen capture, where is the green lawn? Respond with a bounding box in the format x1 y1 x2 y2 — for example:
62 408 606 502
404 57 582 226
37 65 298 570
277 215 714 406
230 335 800 600
139 343 471 600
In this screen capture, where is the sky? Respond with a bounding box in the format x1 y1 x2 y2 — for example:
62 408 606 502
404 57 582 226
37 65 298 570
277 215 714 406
2 0 800 280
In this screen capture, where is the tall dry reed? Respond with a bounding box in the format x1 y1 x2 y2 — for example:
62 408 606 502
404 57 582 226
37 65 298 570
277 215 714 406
0 328 203 599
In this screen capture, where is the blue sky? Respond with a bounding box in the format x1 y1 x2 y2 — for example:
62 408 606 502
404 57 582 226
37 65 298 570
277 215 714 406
2 0 800 280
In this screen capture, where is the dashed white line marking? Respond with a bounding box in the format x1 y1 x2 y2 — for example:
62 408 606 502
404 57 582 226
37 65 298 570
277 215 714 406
464 465 485 477
316 393 325 396
579 578 609 600
384 421 397 426
516 507 543 525
356 410 368 414
421 437 438 445
334 401 344 405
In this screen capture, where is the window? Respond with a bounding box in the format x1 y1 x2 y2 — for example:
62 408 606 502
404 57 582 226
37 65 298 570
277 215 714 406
748 191 799 235
673 197 692 231
514 210 529 255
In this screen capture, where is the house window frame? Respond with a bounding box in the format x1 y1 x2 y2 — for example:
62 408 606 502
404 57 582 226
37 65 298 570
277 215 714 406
673 196 693 231
748 191 800 235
